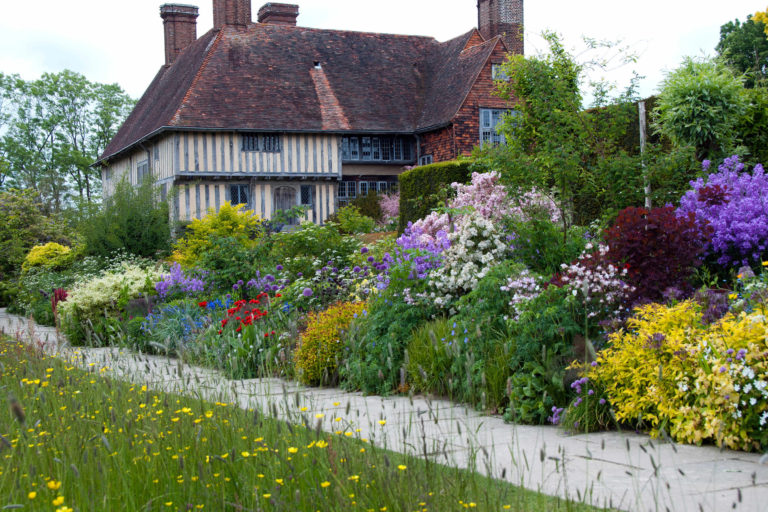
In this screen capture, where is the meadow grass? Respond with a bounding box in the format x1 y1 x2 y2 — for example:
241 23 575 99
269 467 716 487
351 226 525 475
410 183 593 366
0 339 605 511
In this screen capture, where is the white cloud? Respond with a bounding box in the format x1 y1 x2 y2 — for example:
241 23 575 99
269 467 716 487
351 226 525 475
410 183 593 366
0 0 763 100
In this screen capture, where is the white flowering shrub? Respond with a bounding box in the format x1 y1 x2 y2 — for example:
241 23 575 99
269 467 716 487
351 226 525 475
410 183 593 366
429 212 510 309
500 269 544 321
59 263 163 344
557 243 634 320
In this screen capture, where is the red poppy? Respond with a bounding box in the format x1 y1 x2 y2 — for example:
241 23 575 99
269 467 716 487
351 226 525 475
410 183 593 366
198 301 208 308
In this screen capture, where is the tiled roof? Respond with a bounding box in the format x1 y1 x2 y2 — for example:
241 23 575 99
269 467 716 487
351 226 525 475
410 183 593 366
100 24 497 162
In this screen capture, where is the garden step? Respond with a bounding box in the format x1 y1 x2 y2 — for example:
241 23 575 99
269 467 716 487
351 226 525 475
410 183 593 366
2 308 767 512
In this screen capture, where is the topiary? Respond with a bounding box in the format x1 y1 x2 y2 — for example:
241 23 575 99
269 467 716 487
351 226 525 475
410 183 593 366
294 302 366 386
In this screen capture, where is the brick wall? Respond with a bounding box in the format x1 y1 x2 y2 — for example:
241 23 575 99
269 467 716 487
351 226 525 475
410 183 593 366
423 41 516 161
420 127 456 162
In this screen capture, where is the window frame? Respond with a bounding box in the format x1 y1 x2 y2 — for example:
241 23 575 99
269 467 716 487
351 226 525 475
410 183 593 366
241 133 282 153
230 183 251 208
479 108 509 146
137 159 150 183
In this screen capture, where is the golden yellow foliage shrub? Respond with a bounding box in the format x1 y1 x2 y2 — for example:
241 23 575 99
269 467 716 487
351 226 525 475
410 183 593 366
21 243 73 273
295 302 366 386
172 202 262 267
591 300 768 451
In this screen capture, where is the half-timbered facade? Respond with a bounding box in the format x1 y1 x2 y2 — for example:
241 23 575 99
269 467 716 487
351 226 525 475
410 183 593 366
98 0 523 224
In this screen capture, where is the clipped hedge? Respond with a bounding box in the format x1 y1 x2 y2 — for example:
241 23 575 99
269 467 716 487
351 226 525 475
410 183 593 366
398 160 472 231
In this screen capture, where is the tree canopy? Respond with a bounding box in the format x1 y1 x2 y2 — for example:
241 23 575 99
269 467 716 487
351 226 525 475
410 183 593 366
716 12 768 88
0 70 134 213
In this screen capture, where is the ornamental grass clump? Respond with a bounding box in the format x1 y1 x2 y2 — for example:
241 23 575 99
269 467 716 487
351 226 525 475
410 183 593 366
295 301 366 386
678 155 768 269
585 299 768 451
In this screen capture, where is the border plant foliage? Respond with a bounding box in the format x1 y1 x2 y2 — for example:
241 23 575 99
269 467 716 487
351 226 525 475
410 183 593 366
398 160 472 232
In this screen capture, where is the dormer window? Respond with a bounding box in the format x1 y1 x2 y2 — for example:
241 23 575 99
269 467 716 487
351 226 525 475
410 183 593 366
241 133 281 153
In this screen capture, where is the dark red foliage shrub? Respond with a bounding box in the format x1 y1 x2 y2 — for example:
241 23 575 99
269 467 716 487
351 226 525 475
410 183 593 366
697 184 730 207
604 206 712 304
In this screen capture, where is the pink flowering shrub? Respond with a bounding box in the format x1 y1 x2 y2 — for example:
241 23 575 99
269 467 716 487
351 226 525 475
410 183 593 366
379 192 400 223
451 171 513 221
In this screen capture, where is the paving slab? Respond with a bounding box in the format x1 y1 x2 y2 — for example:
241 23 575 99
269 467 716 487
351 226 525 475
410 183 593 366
2 308 768 512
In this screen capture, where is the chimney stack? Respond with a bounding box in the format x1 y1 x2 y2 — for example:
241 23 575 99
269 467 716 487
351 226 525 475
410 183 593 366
257 3 299 26
213 0 252 28
477 0 523 55
160 4 199 66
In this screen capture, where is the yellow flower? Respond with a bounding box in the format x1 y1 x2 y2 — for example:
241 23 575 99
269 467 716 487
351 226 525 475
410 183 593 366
763 261 768 267
315 413 325 419
397 465 407 471
275 479 284 486
28 492 37 500
47 481 61 491
263 494 271 499
321 481 331 488
378 420 386 426
288 447 298 454
52 496 65 506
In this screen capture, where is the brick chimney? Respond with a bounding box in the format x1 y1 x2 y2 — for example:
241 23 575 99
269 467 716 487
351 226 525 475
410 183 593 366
477 0 523 55
257 3 299 26
213 0 252 28
160 4 200 66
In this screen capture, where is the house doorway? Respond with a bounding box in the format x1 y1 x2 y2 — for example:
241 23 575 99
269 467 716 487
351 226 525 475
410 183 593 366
273 186 298 225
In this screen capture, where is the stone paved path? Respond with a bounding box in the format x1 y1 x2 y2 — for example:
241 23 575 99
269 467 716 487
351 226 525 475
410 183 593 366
2 308 767 512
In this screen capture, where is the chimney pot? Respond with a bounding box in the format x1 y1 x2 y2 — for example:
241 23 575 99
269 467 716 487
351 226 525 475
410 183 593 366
160 4 199 66
257 3 299 26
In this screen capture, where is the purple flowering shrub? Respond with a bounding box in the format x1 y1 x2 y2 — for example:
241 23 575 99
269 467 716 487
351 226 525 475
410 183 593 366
678 155 768 268
155 262 208 299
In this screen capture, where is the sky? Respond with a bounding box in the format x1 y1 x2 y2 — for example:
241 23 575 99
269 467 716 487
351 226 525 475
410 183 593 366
0 0 765 103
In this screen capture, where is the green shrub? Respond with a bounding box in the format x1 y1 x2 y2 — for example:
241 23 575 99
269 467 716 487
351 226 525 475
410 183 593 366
505 358 567 425
295 302 366 386
173 201 262 267
0 188 73 285
454 261 527 334
269 223 359 277
398 160 472 231
509 218 589 275
22 242 74 273
335 205 376 234
350 192 383 222
81 177 171 260
341 292 437 395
